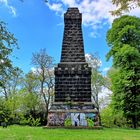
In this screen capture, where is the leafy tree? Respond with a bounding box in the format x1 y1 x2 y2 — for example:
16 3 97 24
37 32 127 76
106 15 140 62
0 21 18 88
111 0 140 15
22 71 40 96
21 71 47 125
86 54 110 126
106 15 140 128
32 49 55 123
21 72 41 115
0 97 11 124
101 104 128 128
0 67 22 100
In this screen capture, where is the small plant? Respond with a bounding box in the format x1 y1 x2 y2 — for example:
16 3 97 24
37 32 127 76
28 116 41 126
31 118 41 126
87 119 94 127
19 116 30 125
64 118 72 127
20 116 41 126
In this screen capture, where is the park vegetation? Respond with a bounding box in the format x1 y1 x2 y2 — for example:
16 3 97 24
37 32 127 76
0 14 140 128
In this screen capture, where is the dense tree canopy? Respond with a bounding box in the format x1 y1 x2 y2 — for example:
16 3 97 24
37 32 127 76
106 15 140 63
0 21 18 87
106 15 140 128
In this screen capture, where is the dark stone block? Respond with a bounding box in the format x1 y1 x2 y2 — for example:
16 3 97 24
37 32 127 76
54 8 92 102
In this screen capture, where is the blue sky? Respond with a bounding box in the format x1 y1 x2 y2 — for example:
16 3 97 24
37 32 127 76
0 0 140 74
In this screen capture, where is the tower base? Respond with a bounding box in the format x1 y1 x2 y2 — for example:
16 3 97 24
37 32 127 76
47 102 99 127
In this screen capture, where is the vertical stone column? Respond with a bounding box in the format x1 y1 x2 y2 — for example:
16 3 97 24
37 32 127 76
61 8 85 62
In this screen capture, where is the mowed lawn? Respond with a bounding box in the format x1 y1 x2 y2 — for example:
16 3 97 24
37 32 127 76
0 125 140 140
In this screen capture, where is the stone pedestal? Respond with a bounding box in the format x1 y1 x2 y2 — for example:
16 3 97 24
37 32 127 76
48 102 99 127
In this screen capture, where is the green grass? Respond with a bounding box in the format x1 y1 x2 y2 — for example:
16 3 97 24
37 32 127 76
0 125 140 140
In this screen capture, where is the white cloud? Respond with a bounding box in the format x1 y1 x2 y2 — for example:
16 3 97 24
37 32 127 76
85 53 102 68
46 0 140 38
129 7 140 17
99 87 112 109
46 0 116 38
0 0 16 16
103 67 110 72
0 59 4 64
31 67 37 73
46 3 64 13
90 32 100 38
9 6 16 16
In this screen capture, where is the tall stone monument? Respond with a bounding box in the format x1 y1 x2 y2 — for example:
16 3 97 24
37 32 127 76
47 8 99 127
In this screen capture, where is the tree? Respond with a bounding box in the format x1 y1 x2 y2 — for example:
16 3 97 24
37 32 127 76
111 0 140 15
0 67 23 124
106 15 140 128
32 49 55 123
0 21 18 87
0 67 22 100
86 54 110 126
21 71 41 116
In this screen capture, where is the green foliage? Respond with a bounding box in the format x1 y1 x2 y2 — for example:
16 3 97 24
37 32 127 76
0 98 11 123
87 119 94 127
19 116 30 126
101 106 114 127
114 45 140 68
19 116 41 126
64 119 72 127
111 0 140 15
28 116 41 126
106 15 140 128
0 21 18 87
101 105 128 128
106 15 140 62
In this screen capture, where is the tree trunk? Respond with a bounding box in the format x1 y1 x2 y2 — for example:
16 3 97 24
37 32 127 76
3 86 8 100
132 115 137 129
96 106 102 126
98 112 102 126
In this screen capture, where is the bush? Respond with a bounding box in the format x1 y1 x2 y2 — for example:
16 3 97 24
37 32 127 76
29 117 41 126
19 116 30 125
64 119 72 127
19 115 41 126
87 119 94 127
101 106 128 128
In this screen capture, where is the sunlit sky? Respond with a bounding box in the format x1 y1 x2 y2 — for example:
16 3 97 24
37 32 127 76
0 0 140 74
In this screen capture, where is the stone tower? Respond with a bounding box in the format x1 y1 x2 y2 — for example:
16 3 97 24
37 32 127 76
55 7 91 102
47 8 98 127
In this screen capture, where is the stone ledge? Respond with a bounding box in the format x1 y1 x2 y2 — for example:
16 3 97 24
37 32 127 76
49 109 97 113
52 102 94 105
43 126 103 129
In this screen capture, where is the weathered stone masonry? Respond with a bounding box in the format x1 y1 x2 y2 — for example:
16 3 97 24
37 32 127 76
47 8 99 127
55 8 92 102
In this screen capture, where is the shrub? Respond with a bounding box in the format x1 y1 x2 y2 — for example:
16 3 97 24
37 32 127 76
64 119 72 127
19 115 41 126
87 119 94 127
101 105 128 128
29 117 41 126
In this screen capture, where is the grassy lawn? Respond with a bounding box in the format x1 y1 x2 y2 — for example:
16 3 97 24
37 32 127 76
0 125 140 140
